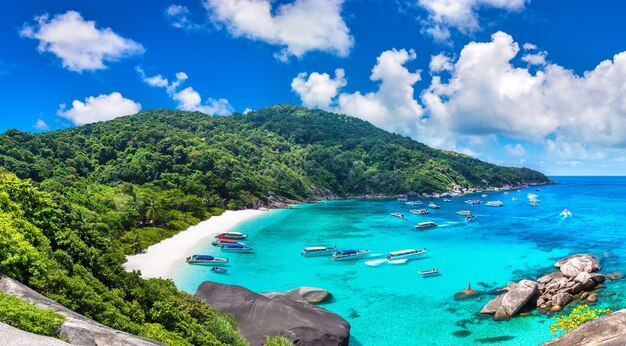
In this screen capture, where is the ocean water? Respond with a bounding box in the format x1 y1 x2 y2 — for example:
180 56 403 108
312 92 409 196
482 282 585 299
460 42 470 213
171 177 626 345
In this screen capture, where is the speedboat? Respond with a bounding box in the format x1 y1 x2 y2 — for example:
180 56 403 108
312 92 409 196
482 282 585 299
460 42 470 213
215 232 248 240
221 243 254 253
427 203 440 209
419 269 439 276
560 209 572 217
186 254 230 266
443 198 451 202
415 221 438 230
386 248 427 260
512 197 518 201
210 267 228 274
456 210 472 216
301 246 338 257
409 209 429 215
485 200 504 207
405 201 423 206
212 238 243 246
481 194 488 197
465 214 477 222
465 199 482 205
391 212 406 219
332 249 370 261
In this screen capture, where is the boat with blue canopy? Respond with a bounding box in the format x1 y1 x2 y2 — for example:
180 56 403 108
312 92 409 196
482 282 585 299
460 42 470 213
185 254 230 266
332 249 370 261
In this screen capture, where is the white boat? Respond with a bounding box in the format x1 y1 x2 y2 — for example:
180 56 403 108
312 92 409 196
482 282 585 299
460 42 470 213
386 248 427 260
415 221 437 230
221 243 254 253
512 197 518 201
465 199 482 205
527 193 538 200
419 269 440 276
391 212 406 219
456 210 472 216
504 191 510 195
212 238 245 246
443 198 451 202
485 200 504 207
405 201 422 206
409 209 429 215
215 232 248 240
481 194 488 197
465 214 477 222
427 203 440 209
560 209 572 217
332 249 370 261
301 246 338 257
186 254 230 266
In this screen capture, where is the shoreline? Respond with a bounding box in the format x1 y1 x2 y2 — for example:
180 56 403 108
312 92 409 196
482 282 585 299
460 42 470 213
123 209 266 279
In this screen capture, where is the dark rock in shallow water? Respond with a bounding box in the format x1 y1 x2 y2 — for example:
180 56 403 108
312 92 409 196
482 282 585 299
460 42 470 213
263 286 331 304
541 309 626 345
195 281 350 346
453 330 472 338
454 284 479 300
475 335 515 344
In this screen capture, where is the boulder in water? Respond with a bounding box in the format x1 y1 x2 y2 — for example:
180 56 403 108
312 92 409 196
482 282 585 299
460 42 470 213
541 309 626 345
554 254 600 278
264 286 332 304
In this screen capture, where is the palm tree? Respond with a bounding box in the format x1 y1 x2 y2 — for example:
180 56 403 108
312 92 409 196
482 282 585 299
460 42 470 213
145 200 159 225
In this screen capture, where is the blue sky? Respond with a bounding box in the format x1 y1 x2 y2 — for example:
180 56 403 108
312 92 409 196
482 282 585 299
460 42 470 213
2 0 626 175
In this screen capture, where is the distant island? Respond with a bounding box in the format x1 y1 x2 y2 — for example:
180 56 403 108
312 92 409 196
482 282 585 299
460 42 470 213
0 105 553 345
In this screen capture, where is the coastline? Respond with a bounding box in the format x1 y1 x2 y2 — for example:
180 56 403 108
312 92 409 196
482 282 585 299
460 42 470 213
123 209 266 279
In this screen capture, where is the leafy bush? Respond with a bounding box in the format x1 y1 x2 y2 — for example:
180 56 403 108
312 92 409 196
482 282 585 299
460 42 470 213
263 335 293 346
549 304 611 334
0 291 65 337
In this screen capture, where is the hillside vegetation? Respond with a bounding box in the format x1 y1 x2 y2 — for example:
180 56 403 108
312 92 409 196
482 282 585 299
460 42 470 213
0 105 549 343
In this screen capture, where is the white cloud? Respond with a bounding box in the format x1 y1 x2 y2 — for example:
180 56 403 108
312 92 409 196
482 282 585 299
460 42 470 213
522 43 537 50
522 51 547 65
57 92 141 125
422 31 626 158
165 4 208 32
504 143 526 157
20 11 144 72
429 53 453 72
33 119 49 131
203 0 353 60
417 0 528 42
291 69 346 109
138 67 233 115
292 49 425 136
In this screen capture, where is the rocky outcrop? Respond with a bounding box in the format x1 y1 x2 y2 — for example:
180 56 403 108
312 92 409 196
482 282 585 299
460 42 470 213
481 254 607 319
0 322 70 346
554 254 600 278
195 281 350 346
264 286 332 304
540 309 626 345
0 274 163 346
480 280 538 319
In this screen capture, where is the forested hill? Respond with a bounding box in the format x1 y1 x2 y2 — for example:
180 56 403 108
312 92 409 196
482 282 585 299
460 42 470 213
1 104 548 204
0 105 548 344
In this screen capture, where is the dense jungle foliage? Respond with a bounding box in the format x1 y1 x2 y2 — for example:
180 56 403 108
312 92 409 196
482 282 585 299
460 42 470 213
0 105 549 344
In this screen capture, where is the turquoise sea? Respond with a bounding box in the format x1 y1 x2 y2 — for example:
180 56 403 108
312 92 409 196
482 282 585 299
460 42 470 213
171 177 626 345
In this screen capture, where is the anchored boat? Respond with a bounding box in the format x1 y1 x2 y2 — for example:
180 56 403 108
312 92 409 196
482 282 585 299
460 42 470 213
386 248 427 261
391 212 406 219
332 249 370 261
212 238 242 246
215 232 248 240
485 200 504 207
221 243 254 253
419 269 440 276
210 267 228 274
186 254 230 266
415 221 438 230
301 246 338 257
465 199 482 205
427 203 440 209
456 210 472 216
409 209 429 215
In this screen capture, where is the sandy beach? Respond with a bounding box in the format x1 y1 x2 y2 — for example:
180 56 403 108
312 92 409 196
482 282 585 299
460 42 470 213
123 209 266 279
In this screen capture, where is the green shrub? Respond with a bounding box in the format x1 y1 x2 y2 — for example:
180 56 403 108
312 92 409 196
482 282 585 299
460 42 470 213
263 335 293 346
0 291 65 337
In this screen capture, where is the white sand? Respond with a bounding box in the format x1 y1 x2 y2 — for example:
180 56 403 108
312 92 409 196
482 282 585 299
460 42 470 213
123 209 265 279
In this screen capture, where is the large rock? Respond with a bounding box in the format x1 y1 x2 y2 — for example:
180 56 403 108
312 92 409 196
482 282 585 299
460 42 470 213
0 322 70 346
502 280 538 316
264 287 331 304
195 281 350 346
551 292 573 307
541 309 626 345
480 280 538 318
0 274 163 346
554 254 600 278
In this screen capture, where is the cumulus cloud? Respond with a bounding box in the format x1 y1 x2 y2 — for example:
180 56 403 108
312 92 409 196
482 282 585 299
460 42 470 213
57 92 141 125
504 143 526 157
522 51 547 65
429 53 453 72
417 0 528 42
137 67 233 115
165 4 208 32
203 0 353 60
20 11 144 72
33 119 49 131
422 31 626 158
292 49 425 136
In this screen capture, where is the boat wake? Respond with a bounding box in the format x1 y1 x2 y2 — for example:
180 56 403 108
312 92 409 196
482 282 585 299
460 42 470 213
365 259 387 266
388 259 408 265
